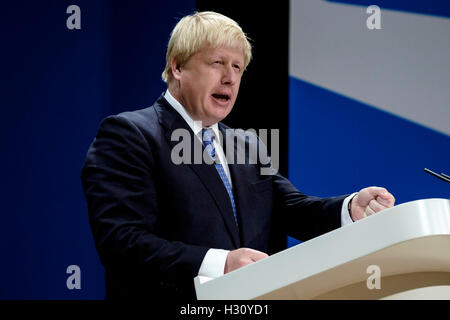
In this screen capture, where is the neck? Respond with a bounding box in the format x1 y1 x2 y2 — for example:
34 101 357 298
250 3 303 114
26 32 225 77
166 83 215 127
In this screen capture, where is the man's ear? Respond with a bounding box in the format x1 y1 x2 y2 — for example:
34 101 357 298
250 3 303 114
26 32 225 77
171 58 182 80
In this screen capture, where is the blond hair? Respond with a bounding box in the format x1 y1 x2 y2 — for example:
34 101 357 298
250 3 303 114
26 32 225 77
161 11 252 83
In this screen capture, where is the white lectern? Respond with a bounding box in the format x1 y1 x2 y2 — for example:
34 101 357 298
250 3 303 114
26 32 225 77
194 199 450 300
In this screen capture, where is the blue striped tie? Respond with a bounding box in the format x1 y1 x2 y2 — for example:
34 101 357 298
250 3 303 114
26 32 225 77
202 128 238 227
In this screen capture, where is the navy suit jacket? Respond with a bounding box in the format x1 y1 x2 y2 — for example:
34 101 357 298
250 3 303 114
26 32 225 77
81 95 347 300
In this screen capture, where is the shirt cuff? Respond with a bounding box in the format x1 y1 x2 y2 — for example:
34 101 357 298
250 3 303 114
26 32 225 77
341 192 358 226
198 248 230 278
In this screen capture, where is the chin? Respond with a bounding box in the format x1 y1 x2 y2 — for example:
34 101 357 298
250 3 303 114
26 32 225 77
213 112 231 124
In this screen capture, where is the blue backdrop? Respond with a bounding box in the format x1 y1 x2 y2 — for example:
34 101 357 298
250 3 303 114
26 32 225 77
288 0 450 247
1 0 195 299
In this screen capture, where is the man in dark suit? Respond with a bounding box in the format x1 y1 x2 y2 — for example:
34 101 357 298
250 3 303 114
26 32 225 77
81 11 395 300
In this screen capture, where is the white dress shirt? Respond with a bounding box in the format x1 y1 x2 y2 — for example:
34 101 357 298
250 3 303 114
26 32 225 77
164 90 355 278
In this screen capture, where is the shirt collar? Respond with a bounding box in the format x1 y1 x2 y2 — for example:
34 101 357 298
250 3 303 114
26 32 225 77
164 90 220 140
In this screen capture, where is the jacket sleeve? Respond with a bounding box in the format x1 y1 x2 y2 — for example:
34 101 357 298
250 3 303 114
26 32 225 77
81 115 209 282
272 173 348 241
252 130 348 242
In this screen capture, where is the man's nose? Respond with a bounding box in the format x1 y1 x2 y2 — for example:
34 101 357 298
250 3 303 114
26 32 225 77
221 65 236 85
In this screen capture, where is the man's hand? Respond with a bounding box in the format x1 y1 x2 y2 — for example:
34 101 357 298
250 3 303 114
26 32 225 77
224 248 268 274
350 187 395 221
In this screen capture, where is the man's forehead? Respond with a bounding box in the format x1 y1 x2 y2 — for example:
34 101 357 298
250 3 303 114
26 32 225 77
200 46 245 60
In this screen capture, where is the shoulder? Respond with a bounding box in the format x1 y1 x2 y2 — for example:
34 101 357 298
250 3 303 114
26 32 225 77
107 104 158 133
98 96 168 140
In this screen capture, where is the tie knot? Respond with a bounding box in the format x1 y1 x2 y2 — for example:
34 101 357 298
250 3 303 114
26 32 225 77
202 128 215 145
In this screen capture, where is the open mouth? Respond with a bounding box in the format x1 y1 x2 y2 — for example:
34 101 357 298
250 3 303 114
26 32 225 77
212 93 231 102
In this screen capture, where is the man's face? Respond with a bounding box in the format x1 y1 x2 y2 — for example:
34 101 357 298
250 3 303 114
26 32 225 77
173 46 244 126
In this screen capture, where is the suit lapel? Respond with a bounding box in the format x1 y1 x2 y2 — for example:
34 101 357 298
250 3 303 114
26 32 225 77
154 97 241 248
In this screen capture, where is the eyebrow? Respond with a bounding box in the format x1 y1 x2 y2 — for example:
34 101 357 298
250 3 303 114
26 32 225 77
208 52 243 64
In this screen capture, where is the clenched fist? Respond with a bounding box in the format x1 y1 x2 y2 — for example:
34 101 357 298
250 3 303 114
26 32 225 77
350 186 395 221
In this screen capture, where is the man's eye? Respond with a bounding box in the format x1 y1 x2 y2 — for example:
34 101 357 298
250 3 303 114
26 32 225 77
233 64 241 71
214 61 223 65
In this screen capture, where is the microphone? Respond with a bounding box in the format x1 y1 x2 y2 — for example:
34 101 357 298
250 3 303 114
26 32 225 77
442 173 450 180
424 168 450 184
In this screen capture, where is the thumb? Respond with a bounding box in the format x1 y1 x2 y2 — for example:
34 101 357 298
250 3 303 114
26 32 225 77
377 193 395 207
368 186 389 199
248 249 268 262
